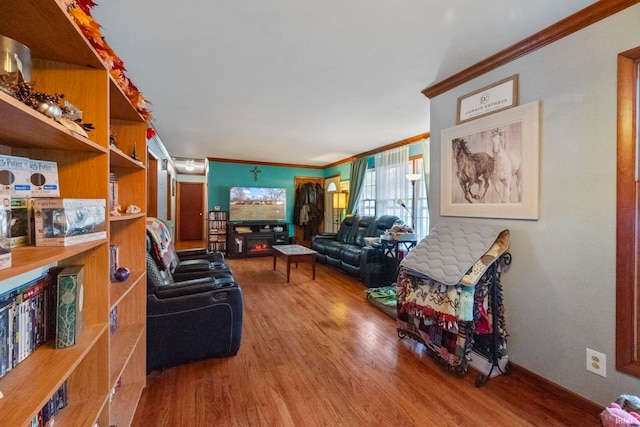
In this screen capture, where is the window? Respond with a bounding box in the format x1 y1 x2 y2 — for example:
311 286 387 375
616 46 640 378
358 168 376 217
413 157 429 238
357 156 429 240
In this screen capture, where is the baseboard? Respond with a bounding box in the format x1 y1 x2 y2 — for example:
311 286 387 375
508 362 603 415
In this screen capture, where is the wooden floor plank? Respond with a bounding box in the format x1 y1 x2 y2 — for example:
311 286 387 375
132 257 602 426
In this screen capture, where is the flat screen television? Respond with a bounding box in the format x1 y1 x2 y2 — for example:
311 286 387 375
229 187 287 222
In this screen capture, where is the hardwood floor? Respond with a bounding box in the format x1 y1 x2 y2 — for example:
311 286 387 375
132 256 602 426
174 239 206 251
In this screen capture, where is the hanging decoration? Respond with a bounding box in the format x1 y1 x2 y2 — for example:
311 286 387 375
64 1 154 132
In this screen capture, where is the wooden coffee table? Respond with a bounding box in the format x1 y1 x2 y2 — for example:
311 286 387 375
272 244 317 283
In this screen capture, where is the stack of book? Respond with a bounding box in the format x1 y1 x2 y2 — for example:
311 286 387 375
31 381 68 427
0 274 55 377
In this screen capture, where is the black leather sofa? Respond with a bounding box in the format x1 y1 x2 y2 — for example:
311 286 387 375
311 214 399 284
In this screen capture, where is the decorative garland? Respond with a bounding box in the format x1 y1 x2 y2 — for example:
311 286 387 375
65 0 156 139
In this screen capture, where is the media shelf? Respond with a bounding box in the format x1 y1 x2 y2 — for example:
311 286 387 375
228 221 289 258
0 2 147 426
208 210 228 254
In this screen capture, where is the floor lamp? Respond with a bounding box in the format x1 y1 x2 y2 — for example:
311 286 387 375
405 174 421 230
332 192 347 231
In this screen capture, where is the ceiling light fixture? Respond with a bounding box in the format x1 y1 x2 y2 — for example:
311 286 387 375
184 159 195 171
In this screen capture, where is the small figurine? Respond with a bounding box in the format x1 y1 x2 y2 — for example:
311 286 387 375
131 141 139 160
110 203 122 216
126 204 141 214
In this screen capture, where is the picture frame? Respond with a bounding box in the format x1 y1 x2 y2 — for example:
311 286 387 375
441 100 539 220
457 74 519 124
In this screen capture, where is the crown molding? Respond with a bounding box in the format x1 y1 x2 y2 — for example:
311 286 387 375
208 131 429 169
422 0 640 99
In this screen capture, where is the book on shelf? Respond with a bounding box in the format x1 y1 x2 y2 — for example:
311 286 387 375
109 306 118 336
54 266 84 349
109 172 119 211
209 210 227 220
110 244 119 281
32 380 68 427
0 273 54 378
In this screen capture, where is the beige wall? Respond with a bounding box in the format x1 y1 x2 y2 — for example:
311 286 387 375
427 4 640 405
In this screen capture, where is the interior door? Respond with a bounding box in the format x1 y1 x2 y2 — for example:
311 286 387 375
293 176 324 247
147 152 158 218
324 176 340 233
177 181 204 241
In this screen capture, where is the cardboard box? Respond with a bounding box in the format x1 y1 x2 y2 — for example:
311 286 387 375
0 197 10 270
55 265 84 348
34 199 106 246
9 198 28 248
29 159 59 197
0 155 31 198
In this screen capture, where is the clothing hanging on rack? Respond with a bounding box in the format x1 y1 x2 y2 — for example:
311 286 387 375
293 183 324 240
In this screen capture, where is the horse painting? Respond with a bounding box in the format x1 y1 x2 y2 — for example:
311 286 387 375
490 129 522 203
452 138 494 203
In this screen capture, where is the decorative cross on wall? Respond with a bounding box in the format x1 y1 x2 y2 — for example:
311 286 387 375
250 165 262 182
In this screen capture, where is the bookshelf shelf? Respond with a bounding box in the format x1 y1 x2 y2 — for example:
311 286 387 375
0 241 107 282
0 92 107 153
0 1 148 425
109 212 146 223
109 323 145 386
0 324 107 426
110 270 145 308
110 145 146 169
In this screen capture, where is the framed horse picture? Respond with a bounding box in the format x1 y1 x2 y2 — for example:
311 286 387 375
440 100 540 220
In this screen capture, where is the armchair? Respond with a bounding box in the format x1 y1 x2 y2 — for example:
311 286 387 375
146 217 231 282
146 250 243 372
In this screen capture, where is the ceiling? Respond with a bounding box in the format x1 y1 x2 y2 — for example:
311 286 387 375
92 1 596 167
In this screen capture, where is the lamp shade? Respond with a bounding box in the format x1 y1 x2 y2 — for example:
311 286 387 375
332 192 347 209
405 173 421 182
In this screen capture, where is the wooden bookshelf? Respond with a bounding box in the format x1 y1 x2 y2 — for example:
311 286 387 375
0 1 147 425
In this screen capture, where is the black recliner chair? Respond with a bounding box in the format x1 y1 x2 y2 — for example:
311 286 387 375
146 217 232 282
146 247 243 372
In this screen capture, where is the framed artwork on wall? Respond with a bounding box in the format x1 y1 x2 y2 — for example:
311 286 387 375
441 100 540 220
457 74 519 124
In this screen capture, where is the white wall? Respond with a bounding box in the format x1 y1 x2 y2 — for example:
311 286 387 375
428 5 640 405
147 135 172 220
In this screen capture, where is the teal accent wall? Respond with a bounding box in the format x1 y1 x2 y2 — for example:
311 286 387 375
208 161 323 230
208 140 424 229
323 162 350 181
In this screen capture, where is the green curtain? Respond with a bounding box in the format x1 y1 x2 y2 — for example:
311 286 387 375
347 156 369 214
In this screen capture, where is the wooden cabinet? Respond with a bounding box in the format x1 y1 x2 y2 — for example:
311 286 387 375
208 210 228 254
0 2 146 426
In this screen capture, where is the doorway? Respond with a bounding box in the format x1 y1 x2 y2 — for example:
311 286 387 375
324 175 341 233
177 181 205 244
147 152 158 218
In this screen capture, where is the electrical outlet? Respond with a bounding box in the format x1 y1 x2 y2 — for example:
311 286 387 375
586 348 606 377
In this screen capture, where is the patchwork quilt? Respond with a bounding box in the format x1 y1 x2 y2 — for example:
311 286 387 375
396 221 510 374
146 218 174 270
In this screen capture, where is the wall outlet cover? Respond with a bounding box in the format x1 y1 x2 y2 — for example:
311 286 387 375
586 348 606 377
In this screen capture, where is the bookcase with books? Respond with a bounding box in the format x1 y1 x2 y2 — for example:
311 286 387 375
208 210 228 254
0 2 147 426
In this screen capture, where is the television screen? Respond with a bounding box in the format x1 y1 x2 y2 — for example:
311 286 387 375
229 187 287 221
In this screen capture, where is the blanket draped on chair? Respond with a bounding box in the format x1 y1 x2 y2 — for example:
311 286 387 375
396 221 510 374
146 218 175 270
